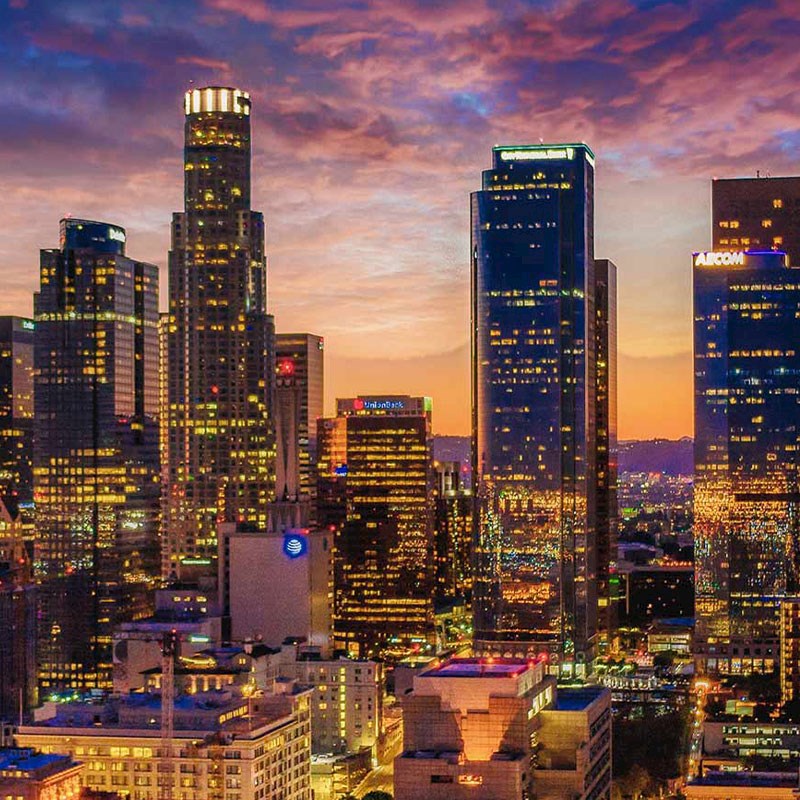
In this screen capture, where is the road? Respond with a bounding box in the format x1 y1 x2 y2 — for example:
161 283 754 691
687 678 709 781
353 717 403 798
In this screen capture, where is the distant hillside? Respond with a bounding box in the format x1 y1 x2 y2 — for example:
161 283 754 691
618 438 693 476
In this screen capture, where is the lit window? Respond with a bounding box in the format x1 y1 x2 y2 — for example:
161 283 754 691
762 219 773 228
774 199 784 208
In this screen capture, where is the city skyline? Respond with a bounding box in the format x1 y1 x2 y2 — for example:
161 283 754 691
2 0 798 440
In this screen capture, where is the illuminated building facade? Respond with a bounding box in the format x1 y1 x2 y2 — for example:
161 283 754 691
433 461 473 602
165 86 275 581
0 498 37 721
275 333 324 515
34 218 160 690
0 317 34 511
780 598 800 705
694 249 800 674
471 144 601 670
15 687 312 800
595 259 618 651
0 749 83 800
319 396 435 657
395 658 611 800
713 176 800 265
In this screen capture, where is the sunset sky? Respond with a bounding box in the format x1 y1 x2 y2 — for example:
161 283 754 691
1 0 798 439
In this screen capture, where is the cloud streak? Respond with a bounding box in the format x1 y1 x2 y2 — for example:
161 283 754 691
1 0 798 436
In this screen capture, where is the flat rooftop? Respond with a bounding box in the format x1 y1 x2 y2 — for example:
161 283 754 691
553 686 608 711
420 658 531 679
690 771 798 788
0 748 75 775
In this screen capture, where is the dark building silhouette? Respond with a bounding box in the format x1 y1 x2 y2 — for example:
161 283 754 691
433 461 472 603
0 317 34 512
0 499 36 721
275 333 324 520
594 259 619 652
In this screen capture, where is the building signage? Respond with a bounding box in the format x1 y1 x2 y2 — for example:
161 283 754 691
354 399 406 411
694 251 745 267
283 533 308 559
499 147 575 162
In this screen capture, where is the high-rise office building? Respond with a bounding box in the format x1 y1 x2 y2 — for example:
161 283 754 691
0 498 36 722
0 317 34 512
713 176 800 265
165 87 275 581
471 144 603 671
319 396 435 657
694 248 800 674
275 333 324 514
433 461 473 602
34 218 160 690
595 259 618 651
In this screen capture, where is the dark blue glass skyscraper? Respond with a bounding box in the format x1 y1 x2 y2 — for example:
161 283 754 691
694 248 800 674
472 144 605 672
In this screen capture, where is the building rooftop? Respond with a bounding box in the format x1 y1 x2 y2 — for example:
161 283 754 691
690 771 798 788
552 686 608 711
0 748 78 778
420 658 532 679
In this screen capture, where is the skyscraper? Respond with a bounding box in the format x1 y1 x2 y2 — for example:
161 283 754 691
694 248 800 674
433 460 472 602
275 333 324 515
713 176 800 265
319 396 435 657
471 144 601 671
594 259 619 651
34 218 160 690
0 317 34 511
0 498 37 722
165 87 275 581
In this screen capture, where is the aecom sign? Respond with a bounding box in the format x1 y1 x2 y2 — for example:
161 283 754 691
694 251 745 267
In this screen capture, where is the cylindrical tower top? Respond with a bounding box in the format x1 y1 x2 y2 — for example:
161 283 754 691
184 86 251 116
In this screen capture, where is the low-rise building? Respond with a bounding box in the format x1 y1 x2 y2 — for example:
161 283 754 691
394 658 611 800
277 646 383 757
686 771 799 799
15 687 312 800
702 720 800 761
0 748 82 800
535 687 612 800
647 618 694 655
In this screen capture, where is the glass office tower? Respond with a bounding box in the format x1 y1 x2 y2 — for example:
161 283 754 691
694 249 800 674
471 144 599 671
0 317 34 511
275 333 324 514
165 87 275 580
319 396 435 658
34 218 160 690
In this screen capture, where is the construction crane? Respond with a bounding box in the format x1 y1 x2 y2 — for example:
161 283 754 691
113 627 181 800
159 630 179 800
